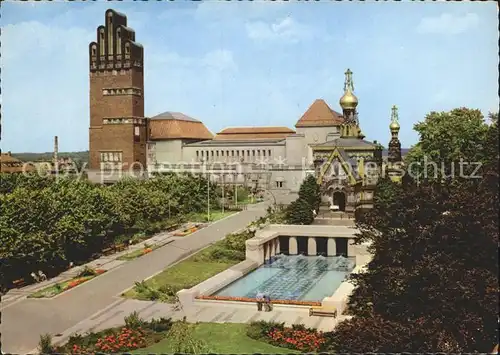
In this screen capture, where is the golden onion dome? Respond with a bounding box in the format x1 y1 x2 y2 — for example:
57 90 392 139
390 105 400 131
390 120 400 131
339 90 358 110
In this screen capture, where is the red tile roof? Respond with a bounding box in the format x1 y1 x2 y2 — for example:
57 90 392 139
1 153 35 173
214 126 295 141
148 112 213 140
295 99 344 127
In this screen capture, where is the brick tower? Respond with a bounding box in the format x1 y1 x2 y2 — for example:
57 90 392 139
88 9 147 181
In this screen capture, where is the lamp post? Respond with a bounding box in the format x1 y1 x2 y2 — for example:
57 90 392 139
221 174 225 214
207 168 210 222
235 183 238 208
263 189 277 207
202 159 210 222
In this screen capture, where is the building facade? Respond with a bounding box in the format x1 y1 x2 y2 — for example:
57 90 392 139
87 9 403 210
0 152 35 174
88 9 147 183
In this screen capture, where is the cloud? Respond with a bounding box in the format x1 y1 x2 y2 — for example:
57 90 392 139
194 1 286 22
1 11 237 153
416 13 479 35
246 16 313 43
2 20 94 152
202 49 238 72
147 47 237 74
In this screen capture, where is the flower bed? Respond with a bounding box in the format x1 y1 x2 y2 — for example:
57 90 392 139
195 295 321 307
267 327 327 352
94 327 147 352
173 225 201 237
117 246 156 261
247 321 328 353
54 315 173 353
28 269 106 298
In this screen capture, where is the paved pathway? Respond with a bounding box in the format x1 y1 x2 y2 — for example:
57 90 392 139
0 228 182 309
45 298 348 351
1 203 269 354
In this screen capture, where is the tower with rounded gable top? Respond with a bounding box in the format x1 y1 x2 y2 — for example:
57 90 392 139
88 9 147 180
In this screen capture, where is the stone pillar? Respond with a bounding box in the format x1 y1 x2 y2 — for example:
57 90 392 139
264 242 269 263
246 240 265 266
270 240 276 257
347 238 356 258
327 238 337 256
289 236 298 255
308 237 317 256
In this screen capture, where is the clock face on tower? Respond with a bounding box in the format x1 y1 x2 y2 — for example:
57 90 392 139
313 133 319 142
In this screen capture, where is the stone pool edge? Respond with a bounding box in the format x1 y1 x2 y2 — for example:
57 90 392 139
177 224 373 318
177 259 258 307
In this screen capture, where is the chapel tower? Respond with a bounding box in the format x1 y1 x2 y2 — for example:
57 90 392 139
388 105 402 163
88 9 147 177
387 105 403 182
339 69 365 139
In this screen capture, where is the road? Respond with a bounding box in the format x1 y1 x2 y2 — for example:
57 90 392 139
1 203 269 353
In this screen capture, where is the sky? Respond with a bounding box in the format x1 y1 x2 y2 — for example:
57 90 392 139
1 0 498 153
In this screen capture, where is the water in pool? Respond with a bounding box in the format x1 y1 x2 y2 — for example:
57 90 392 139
213 255 355 301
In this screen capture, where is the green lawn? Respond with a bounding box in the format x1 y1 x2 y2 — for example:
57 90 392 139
117 246 157 261
28 275 95 298
238 196 260 205
186 210 236 223
122 244 239 301
138 323 299 354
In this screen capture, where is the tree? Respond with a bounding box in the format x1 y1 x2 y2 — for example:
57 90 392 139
0 172 224 287
329 173 498 352
298 174 321 210
405 108 490 179
480 112 499 168
325 314 457 353
329 107 499 352
285 198 314 225
166 318 211 354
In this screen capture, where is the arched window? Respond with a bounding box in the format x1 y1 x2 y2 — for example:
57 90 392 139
116 28 122 55
107 13 114 55
99 29 105 56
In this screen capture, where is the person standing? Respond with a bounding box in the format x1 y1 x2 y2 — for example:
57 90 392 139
264 294 272 312
256 291 264 311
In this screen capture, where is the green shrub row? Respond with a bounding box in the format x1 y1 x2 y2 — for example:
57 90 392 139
0 173 219 287
285 174 320 225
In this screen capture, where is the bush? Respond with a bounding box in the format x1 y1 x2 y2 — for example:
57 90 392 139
38 333 53 354
298 174 321 210
132 281 166 301
207 246 245 262
77 266 97 277
246 321 285 341
0 173 222 287
124 311 145 330
55 317 176 353
267 326 327 352
147 317 173 333
324 315 457 353
285 197 314 225
167 318 211 353
220 231 254 252
247 321 325 352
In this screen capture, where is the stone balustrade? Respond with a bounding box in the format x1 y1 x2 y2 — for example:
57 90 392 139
246 224 363 265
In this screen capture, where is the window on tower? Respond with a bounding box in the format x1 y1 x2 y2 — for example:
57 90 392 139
134 126 140 142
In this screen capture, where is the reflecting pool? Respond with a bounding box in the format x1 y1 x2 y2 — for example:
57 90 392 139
213 255 355 301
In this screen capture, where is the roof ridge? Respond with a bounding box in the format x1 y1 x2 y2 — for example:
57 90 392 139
295 98 344 127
